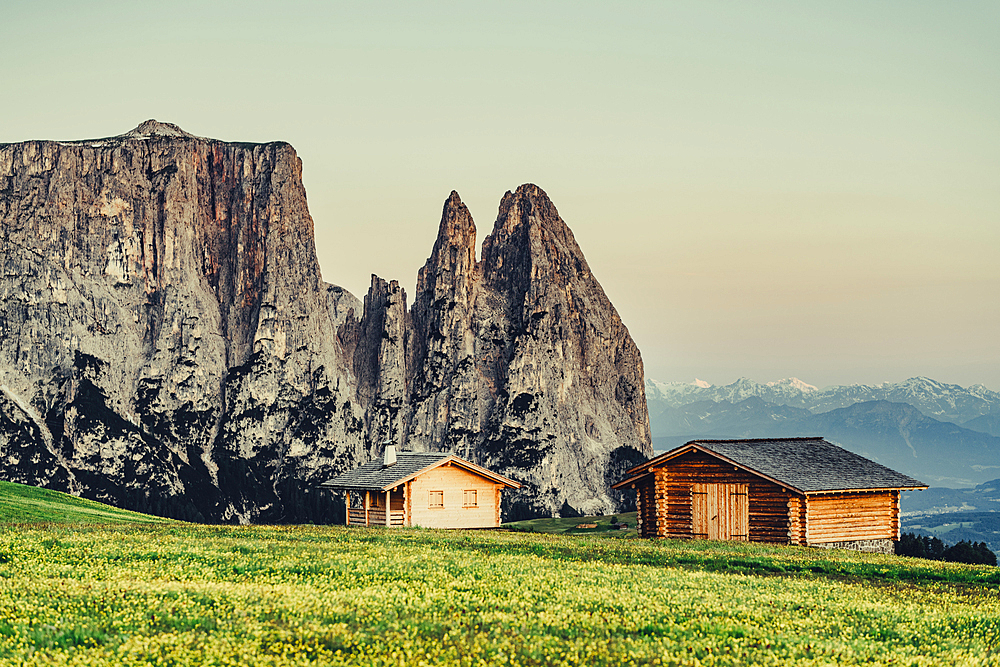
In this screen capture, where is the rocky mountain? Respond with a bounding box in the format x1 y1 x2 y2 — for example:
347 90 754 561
0 121 650 522
963 412 1000 438
645 377 818 411
404 188 651 516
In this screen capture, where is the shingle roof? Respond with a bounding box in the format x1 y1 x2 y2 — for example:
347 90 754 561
616 437 926 494
318 452 521 491
319 453 450 491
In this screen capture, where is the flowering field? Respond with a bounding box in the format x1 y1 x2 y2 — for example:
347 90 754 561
1 524 998 666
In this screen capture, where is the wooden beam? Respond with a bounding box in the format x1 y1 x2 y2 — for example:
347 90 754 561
496 486 502 527
345 490 351 527
365 490 370 527
386 490 391 527
406 481 411 527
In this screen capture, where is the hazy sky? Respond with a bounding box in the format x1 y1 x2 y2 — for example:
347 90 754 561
3 1 997 390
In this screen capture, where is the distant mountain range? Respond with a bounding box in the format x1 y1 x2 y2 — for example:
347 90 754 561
646 377 1000 488
647 376 1000 426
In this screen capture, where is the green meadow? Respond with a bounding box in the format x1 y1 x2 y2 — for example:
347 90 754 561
504 512 638 536
1 482 998 666
0 481 171 525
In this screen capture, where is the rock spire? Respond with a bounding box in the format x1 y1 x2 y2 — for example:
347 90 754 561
0 123 650 521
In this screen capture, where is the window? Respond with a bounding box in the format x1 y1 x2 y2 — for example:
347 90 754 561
463 489 477 507
429 490 444 508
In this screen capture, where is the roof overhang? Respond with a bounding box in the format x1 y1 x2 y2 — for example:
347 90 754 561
431 456 522 490
805 485 929 495
611 441 929 495
609 469 654 490
319 454 522 492
649 443 807 494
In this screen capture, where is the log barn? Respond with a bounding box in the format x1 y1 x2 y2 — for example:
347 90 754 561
320 446 521 529
612 437 926 553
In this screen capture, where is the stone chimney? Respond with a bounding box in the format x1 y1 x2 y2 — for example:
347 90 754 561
382 440 397 467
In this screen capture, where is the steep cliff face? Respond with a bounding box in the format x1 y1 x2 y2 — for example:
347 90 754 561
406 185 651 516
0 121 367 521
0 122 650 521
408 192 483 457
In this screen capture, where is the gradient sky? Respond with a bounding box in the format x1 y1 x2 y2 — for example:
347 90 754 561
3 1 997 390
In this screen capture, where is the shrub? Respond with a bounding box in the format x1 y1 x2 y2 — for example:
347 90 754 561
896 532 945 559
897 532 996 566
942 540 997 566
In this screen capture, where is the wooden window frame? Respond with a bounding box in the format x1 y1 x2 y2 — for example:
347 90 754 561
428 490 444 509
463 489 478 508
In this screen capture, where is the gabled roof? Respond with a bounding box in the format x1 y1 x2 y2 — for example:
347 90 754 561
319 452 521 492
612 437 927 494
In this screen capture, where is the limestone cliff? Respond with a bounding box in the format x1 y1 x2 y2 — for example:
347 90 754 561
0 121 368 521
406 186 651 516
0 121 650 521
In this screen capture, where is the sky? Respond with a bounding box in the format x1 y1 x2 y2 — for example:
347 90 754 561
2 1 997 390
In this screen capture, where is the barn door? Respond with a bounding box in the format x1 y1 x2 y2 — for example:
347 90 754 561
692 484 748 540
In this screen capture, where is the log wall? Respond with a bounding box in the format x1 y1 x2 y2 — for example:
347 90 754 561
635 474 657 538
787 495 807 546
644 451 794 543
627 450 905 546
805 490 897 544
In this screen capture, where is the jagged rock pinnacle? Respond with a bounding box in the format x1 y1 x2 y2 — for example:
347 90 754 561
0 118 651 522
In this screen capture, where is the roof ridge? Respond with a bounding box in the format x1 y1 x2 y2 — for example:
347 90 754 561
615 436 926 493
690 437 824 443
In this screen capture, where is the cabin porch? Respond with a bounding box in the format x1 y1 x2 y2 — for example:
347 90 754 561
345 487 406 527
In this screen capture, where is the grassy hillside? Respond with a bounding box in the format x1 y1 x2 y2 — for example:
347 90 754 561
0 480 171 524
504 512 638 536
0 523 997 666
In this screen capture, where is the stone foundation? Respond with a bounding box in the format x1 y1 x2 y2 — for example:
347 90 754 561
811 539 895 555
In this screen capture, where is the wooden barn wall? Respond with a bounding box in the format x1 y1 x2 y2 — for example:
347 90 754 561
692 483 748 540
648 451 793 543
891 490 900 540
635 475 657 538
787 495 807 546
805 491 897 544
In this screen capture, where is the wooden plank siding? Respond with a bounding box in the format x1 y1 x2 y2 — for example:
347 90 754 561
692 484 748 540
805 491 897 544
636 451 794 543
408 463 503 529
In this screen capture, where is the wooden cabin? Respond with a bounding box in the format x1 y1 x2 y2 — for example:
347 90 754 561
320 447 521 529
612 437 926 553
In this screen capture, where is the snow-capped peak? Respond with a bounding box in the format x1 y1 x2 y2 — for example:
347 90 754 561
645 374 1000 425
766 377 818 393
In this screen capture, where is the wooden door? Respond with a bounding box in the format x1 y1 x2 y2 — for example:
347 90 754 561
692 483 748 540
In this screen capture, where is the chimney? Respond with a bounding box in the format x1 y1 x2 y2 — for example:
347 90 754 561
382 438 397 467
